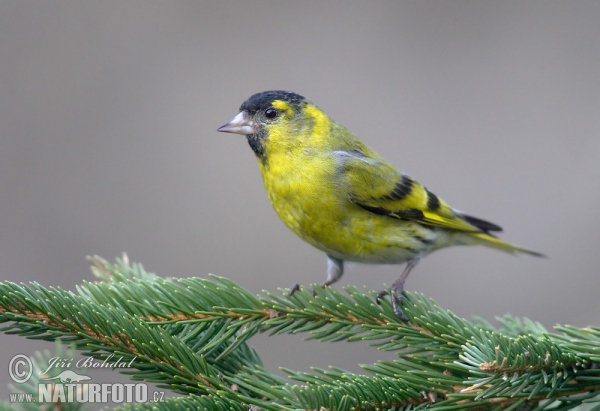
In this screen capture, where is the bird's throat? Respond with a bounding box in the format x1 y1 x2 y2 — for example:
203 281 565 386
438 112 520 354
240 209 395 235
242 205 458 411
246 133 267 164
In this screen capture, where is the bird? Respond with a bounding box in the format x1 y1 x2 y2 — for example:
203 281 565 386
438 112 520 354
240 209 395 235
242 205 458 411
218 90 543 317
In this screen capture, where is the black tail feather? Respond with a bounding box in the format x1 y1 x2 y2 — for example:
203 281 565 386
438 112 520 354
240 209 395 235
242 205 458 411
459 213 503 233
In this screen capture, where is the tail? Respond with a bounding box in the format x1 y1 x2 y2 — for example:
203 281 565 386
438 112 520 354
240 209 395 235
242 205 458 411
454 211 544 257
469 232 545 257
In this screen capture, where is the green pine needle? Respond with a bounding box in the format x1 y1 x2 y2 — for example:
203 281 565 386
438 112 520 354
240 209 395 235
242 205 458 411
0 255 598 410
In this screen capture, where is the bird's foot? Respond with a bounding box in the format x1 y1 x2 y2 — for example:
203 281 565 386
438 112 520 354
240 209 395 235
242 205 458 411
288 283 301 297
376 286 407 321
288 283 317 297
377 258 418 320
375 289 389 302
390 289 408 321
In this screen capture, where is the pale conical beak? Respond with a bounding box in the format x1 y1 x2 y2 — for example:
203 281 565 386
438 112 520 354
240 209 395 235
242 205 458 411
217 111 255 135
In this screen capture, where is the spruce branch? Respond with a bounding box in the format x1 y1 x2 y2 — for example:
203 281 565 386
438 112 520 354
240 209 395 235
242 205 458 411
0 255 599 410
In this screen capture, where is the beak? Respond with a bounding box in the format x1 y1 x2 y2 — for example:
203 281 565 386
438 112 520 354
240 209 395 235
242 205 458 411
217 111 255 135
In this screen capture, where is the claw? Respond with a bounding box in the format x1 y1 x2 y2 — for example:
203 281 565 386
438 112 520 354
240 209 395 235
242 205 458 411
288 283 318 297
390 289 408 321
375 289 388 304
288 283 301 297
375 288 407 320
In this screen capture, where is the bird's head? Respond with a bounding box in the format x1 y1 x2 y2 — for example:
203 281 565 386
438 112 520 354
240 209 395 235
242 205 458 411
218 90 309 161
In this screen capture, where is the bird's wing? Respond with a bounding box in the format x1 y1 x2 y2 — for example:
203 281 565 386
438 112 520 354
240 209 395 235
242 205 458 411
333 150 501 233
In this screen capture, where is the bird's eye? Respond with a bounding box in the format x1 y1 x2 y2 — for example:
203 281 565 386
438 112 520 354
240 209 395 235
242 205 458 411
264 108 278 119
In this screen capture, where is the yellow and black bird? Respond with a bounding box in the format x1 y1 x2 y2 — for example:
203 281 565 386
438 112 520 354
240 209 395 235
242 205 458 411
218 90 542 315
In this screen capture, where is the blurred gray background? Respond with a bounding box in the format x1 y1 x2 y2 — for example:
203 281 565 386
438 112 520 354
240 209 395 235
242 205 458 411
1 0 599 403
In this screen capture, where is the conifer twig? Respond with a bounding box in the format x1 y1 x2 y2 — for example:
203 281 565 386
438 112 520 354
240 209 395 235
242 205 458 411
0 255 598 410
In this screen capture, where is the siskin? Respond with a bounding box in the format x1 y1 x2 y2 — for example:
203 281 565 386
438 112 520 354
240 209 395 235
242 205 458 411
218 90 542 316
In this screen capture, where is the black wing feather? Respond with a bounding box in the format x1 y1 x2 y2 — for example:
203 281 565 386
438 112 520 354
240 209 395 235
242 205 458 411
459 214 503 233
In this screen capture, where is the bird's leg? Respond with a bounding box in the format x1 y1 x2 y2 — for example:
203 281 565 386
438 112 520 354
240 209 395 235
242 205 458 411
322 255 344 287
289 255 344 297
378 258 420 320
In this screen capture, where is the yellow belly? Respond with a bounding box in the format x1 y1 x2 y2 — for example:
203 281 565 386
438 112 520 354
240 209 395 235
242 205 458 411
259 158 444 264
